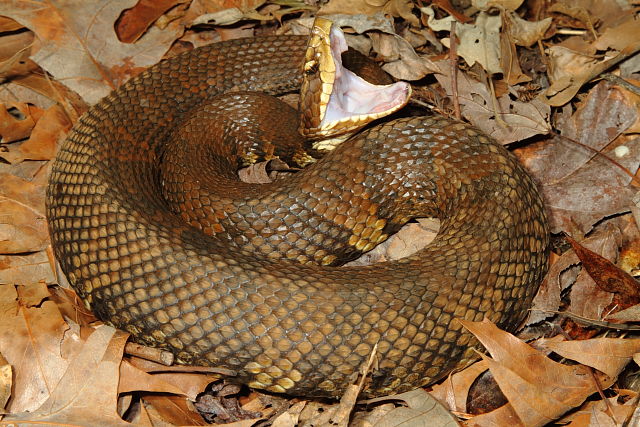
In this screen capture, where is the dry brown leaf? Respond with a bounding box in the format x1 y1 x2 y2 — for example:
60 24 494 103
518 82 639 234
0 16 23 32
606 303 640 322
119 360 189 396
465 402 523 427
508 13 551 47
0 81 56 111
365 388 460 427
500 18 530 86
424 7 503 74
48 284 98 326
0 251 55 285
320 0 418 26
2 73 87 117
562 393 637 427
143 394 207 426
3 326 137 426
542 13 640 106
528 223 620 324
0 352 11 411
350 403 396 426
616 79 640 134
119 359 218 400
565 234 640 309
0 102 41 144
433 60 550 144
460 320 615 426
346 218 437 266
544 338 640 379
0 0 183 104
271 400 305 427
539 136 639 235
238 161 274 184
0 173 48 253
369 31 437 80
16 279 49 307
473 0 523 10
0 31 37 81
116 0 186 43
0 283 71 412
1 104 71 163
429 360 490 413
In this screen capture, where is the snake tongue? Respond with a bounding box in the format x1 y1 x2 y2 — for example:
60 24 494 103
300 18 411 146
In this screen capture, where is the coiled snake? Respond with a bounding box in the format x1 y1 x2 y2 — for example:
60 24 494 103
46 19 549 397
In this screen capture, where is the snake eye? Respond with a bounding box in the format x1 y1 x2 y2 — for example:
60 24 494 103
304 61 319 75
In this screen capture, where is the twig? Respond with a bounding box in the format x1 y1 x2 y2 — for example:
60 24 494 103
530 309 640 330
449 21 461 120
487 74 508 128
555 29 589 36
551 131 640 187
602 73 640 96
125 342 175 365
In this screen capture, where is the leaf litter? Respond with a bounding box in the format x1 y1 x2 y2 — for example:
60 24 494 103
0 0 640 425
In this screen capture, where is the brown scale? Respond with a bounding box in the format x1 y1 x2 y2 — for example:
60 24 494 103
46 34 549 397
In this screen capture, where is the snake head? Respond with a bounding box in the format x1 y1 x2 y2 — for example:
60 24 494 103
299 18 411 148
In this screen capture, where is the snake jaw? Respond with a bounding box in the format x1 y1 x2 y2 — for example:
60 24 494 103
300 18 411 146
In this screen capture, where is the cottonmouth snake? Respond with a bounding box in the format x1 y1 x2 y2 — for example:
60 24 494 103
46 20 549 397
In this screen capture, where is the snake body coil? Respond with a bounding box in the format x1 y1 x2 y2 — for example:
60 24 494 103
46 34 549 397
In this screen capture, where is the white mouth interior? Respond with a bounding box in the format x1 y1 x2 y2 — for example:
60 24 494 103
321 26 411 127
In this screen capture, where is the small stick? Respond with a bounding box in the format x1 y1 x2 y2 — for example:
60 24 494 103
449 21 461 120
125 342 175 366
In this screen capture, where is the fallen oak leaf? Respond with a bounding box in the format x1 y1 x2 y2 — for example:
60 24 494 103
429 360 490 413
0 173 48 254
606 303 640 322
15 279 50 307
2 326 139 426
319 0 419 27
464 401 522 427
116 0 187 44
143 394 208 426
0 352 11 411
460 320 616 426
0 283 70 413
119 359 190 396
542 15 640 106
271 400 306 426
0 0 183 104
1 104 72 163
565 233 640 308
364 388 459 427
0 102 41 144
432 59 550 144
0 251 55 285
560 391 637 426
120 358 220 400
478 356 569 426
543 337 640 379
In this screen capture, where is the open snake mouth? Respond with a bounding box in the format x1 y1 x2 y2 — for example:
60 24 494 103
299 18 411 144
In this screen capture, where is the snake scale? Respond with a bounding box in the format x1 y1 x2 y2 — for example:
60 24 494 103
46 25 549 397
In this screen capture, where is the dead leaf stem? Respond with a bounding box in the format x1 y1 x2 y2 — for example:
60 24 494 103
533 309 640 331
552 132 640 187
449 21 461 120
602 74 640 96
